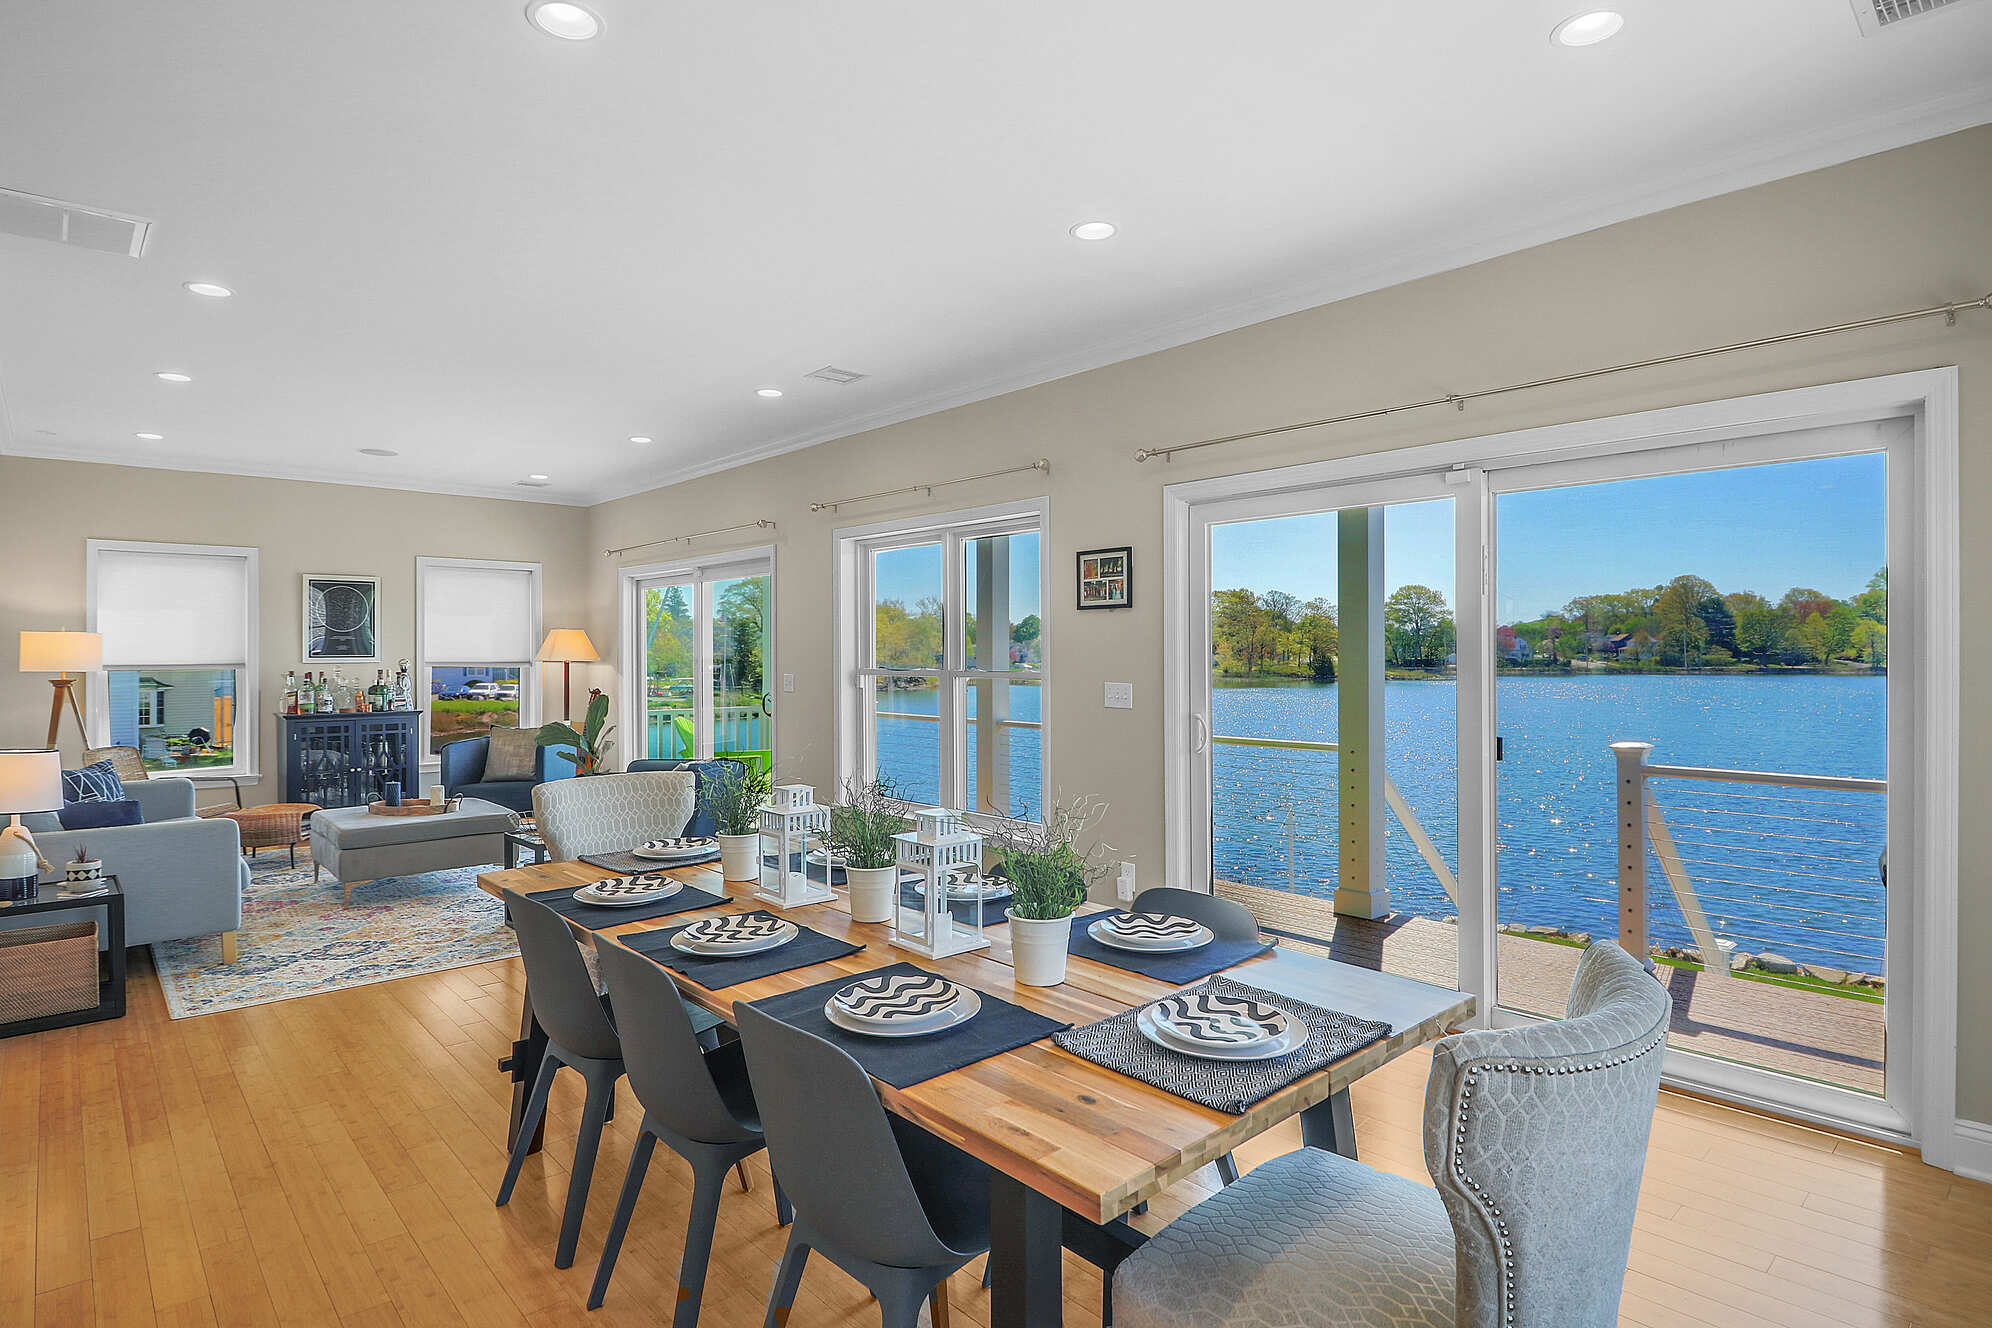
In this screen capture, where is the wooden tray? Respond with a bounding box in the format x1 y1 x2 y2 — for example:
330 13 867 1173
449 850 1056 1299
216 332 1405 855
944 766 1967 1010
367 801 448 817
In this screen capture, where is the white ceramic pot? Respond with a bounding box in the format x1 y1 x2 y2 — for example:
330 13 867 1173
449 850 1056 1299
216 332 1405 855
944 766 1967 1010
65 858 103 885
718 833 759 882
1005 909 1074 986
844 864 898 923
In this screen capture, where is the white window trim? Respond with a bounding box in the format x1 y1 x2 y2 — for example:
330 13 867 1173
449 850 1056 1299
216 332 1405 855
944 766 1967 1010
833 496 1052 827
615 545 778 770
1160 367 1959 1170
84 539 261 783
414 556 543 769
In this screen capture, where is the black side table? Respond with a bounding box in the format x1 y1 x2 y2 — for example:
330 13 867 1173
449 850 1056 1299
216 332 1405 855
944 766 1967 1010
0 875 125 1038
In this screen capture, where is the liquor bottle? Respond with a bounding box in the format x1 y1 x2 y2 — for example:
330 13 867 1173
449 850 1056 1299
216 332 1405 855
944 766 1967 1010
297 672 311 714
284 670 298 715
393 660 411 710
374 669 389 711
315 672 333 714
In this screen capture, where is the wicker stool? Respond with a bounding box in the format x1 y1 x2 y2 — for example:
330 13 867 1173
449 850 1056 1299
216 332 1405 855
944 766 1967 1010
211 803 319 867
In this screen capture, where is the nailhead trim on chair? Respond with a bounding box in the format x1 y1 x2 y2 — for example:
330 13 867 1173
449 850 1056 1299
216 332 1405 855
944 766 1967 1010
1450 1031 1667 1326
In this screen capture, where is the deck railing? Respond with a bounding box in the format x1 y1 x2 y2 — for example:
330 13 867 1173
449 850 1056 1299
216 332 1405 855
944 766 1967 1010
644 703 769 761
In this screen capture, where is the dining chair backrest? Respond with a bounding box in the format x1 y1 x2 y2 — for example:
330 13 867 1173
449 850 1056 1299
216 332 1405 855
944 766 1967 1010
735 1001 960 1269
1422 941 1671 1328
533 770 699 860
503 889 624 1062
1131 886 1261 943
594 939 758 1145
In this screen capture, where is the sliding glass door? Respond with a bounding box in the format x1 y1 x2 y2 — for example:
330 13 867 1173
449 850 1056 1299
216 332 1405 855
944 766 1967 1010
623 551 774 775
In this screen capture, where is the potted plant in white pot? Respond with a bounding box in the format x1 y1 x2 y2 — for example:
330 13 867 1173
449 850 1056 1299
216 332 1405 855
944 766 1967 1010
701 764 773 882
996 797 1110 987
829 776 909 923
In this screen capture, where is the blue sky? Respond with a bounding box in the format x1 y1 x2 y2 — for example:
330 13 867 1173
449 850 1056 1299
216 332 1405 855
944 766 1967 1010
875 533 1043 618
1210 453 1886 622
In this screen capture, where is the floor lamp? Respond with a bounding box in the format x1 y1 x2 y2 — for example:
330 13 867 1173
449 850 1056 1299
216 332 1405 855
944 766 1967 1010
20 630 103 749
536 629 600 720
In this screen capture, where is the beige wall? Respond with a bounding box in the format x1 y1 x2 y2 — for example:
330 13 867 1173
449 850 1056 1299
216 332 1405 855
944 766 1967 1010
0 458 592 804
589 127 1992 1119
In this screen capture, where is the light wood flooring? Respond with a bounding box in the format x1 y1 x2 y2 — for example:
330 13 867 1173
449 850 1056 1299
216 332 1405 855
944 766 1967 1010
2 950 1988 1327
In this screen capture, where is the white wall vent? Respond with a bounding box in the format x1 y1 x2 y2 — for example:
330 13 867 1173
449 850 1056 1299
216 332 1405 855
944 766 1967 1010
0 187 151 257
805 365 869 385
1850 0 1973 34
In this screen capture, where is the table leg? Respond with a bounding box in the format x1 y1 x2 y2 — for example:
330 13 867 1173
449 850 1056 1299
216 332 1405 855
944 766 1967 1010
1299 1087 1357 1158
502 978 548 1155
988 1172 1065 1328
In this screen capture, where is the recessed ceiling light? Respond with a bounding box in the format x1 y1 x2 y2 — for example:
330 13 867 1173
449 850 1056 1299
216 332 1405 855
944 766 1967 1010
183 281 233 298
1070 220 1118 241
628 435 653 444
154 371 193 383
1552 11 1624 46
528 473 551 481
756 387 784 399
358 447 399 457
135 432 164 440
525 1 603 40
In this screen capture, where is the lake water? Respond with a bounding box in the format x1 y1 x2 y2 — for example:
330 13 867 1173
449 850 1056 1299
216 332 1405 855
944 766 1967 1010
878 673 1888 974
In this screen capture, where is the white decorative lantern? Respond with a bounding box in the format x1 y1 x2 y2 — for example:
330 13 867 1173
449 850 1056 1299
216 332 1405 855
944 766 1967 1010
755 784 836 908
889 822 988 959
909 806 967 843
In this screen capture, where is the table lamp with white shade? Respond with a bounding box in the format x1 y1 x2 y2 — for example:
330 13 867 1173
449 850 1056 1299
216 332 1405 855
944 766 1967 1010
0 748 63 897
536 628 599 720
20 629 103 748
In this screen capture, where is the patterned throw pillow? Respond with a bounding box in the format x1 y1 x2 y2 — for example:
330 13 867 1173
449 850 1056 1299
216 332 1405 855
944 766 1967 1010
484 726 541 783
61 759 127 804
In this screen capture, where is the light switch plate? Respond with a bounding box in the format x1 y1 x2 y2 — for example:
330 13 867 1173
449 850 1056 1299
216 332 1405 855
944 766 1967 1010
1104 682 1134 709
782 673 795 693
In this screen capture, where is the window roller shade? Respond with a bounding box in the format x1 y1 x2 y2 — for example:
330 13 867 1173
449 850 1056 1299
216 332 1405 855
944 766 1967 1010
96 549 251 668
424 564 535 662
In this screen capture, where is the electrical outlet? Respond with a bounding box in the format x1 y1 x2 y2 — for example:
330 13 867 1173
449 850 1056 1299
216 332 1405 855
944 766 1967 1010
782 673 795 693
1115 861 1137 901
1104 682 1134 709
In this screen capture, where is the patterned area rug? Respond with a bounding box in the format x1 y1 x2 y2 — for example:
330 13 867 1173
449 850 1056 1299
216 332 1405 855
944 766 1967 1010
150 859 518 1018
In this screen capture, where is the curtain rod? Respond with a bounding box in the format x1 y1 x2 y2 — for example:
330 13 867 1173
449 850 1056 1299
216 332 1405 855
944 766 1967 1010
1134 291 1992 463
809 458 1050 513
603 519 776 559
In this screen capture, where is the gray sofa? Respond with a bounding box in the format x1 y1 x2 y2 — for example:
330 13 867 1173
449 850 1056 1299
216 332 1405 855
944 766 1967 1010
19 777 247 959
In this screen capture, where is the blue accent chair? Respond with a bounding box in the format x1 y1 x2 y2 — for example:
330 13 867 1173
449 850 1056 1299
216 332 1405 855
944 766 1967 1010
440 735 578 815
626 758 747 837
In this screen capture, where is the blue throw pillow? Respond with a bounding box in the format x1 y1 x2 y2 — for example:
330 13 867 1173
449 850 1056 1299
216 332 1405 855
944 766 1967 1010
61 759 127 804
57 798 143 830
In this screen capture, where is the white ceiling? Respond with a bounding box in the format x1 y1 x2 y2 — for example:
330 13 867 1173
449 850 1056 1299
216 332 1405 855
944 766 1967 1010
2 1 1988 506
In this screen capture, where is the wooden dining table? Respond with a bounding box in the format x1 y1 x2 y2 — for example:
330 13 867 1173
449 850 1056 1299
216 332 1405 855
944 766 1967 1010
477 859 1475 1328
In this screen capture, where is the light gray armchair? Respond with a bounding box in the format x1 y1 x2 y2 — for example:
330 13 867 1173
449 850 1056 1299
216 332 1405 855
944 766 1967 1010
21 778 248 960
532 770 698 861
1113 942 1672 1328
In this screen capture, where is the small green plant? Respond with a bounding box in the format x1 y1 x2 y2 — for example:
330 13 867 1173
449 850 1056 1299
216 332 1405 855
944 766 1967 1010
701 762 773 837
828 776 909 870
536 689 615 775
990 795 1113 920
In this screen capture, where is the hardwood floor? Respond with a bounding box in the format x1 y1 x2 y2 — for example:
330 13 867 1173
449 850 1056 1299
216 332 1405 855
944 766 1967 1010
3 951 1988 1327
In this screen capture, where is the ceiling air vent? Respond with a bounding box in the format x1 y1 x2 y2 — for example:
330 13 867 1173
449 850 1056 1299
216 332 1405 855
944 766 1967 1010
0 187 151 257
514 479 552 489
805 365 869 385
1850 0 1973 34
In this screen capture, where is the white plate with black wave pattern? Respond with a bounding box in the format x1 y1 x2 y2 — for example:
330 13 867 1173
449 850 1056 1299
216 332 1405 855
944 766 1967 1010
824 973 982 1038
1089 912 1213 952
670 913 798 956
573 873 684 907
1138 990 1305 1061
633 837 718 861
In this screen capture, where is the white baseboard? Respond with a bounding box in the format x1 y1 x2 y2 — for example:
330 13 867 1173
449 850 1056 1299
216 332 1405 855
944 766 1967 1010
1953 1119 1992 1183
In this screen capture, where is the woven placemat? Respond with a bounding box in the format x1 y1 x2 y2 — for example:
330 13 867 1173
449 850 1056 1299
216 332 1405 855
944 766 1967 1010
622 912 865 988
1052 976 1392 1114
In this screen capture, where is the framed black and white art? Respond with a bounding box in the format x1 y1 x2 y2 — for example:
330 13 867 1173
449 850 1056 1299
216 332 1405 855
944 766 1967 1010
1076 546 1131 610
303 574 380 660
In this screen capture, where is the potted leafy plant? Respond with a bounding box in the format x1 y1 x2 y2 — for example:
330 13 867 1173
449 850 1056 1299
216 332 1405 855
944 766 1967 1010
535 688 614 776
829 776 909 923
995 797 1111 986
701 762 773 882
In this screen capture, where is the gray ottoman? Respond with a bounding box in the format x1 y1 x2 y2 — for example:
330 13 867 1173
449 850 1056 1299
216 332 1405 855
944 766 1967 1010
312 798 518 904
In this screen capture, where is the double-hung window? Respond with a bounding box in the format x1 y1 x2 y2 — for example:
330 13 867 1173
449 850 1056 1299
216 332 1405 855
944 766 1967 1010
416 557 542 760
86 539 259 779
837 500 1047 822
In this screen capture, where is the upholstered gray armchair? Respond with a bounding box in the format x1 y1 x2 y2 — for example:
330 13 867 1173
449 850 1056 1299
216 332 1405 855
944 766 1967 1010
532 770 699 861
1114 942 1671 1328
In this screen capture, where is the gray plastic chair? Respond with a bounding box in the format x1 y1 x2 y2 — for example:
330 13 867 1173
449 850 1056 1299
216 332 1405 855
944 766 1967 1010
736 1001 990 1328
588 940 792 1319
1112 942 1672 1328
495 889 632 1267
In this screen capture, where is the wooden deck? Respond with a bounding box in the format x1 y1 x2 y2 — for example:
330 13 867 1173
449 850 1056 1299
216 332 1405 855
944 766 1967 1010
1218 881 1886 1094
